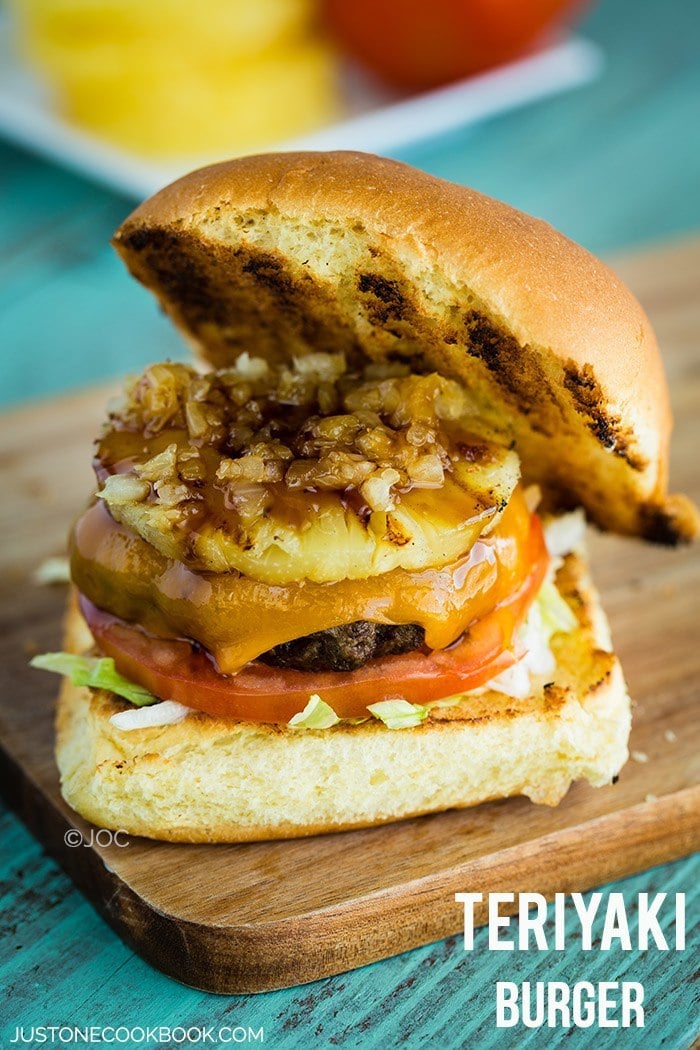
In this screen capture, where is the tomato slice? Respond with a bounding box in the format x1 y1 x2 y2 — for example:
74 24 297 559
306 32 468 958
323 0 584 92
79 515 548 724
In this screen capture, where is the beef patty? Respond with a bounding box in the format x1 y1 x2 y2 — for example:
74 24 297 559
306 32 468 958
260 621 426 672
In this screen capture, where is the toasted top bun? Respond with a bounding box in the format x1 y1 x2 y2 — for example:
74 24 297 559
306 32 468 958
113 150 698 544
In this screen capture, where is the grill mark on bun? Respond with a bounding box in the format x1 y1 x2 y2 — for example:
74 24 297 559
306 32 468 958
356 270 430 355
358 273 408 322
123 227 365 364
236 247 364 361
464 309 562 436
563 362 647 470
241 252 298 308
122 226 231 327
462 309 647 471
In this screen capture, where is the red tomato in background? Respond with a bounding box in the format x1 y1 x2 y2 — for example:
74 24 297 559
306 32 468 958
323 0 586 92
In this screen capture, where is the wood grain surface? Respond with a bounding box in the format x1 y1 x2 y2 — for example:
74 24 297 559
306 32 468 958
1 238 699 996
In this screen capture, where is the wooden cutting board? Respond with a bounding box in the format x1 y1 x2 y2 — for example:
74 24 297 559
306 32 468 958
1 237 699 995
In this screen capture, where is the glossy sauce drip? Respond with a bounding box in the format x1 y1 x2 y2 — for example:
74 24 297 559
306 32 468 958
70 487 541 674
96 423 506 568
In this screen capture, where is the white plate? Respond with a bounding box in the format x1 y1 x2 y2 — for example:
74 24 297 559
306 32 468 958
0 20 602 200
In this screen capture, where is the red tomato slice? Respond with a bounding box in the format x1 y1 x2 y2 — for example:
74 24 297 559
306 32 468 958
79 516 548 724
323 0 585 91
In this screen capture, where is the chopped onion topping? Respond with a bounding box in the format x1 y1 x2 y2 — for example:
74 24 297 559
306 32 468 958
104 357 492 517
97 474 150 505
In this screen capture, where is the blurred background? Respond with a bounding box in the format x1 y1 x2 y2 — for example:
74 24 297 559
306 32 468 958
1 0 699 405
3 0 588 161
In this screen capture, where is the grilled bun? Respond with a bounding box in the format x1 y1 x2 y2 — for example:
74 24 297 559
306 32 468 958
56 551 630 843
113 151 698 545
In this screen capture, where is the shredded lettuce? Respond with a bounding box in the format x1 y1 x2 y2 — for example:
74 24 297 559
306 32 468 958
367 699 428 730
290 696 429 730
537 577 578 635
543 509 586 558
30 652 157 707
428 695 463 710
110 700 191 730
471 574 578 700
288 694 340 729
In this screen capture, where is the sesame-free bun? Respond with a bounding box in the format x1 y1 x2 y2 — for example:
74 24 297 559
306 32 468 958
56 553 630 843
113 151 698 545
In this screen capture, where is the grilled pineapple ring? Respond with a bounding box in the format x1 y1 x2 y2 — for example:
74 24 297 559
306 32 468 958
96 356 520 584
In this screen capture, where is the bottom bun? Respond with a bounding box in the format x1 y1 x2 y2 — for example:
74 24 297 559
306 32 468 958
55 552 630 842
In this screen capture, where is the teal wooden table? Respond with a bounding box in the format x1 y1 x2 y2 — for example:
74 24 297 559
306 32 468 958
1 0 698 1045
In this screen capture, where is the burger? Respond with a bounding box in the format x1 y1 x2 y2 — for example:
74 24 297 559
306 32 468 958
33 151 698 842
